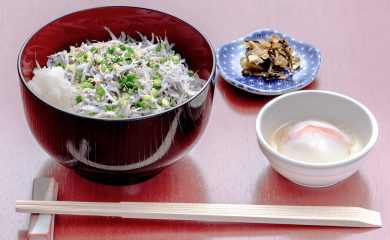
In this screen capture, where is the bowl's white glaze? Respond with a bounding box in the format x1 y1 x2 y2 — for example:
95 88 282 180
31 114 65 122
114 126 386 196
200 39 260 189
255 90 378 187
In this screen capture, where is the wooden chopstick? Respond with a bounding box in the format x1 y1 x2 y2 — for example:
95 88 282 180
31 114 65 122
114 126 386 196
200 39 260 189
15 200 382 228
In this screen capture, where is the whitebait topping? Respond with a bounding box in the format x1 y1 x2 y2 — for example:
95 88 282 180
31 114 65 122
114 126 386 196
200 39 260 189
28 28 206 119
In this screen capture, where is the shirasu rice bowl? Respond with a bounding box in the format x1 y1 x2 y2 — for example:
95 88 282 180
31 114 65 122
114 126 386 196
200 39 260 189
27 28 206 119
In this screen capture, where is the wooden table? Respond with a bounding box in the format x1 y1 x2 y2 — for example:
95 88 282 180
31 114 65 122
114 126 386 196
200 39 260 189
3 1 390 239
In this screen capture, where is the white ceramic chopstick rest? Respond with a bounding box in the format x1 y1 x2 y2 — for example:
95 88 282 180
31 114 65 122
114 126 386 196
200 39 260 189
27 178 58 240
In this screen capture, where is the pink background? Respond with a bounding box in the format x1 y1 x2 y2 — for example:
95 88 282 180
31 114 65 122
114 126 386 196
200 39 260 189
3 0 390 239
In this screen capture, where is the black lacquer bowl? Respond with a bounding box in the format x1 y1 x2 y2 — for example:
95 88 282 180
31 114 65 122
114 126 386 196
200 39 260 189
18 6 216 185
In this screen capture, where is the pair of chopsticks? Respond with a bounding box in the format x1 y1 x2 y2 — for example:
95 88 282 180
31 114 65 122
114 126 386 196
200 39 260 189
16 200 381 227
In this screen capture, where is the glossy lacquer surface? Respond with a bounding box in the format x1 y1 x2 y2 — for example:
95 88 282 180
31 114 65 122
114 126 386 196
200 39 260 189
18 6 216 184
4 1 390 239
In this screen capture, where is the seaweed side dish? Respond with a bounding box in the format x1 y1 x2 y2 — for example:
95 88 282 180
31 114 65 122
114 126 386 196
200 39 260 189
240 34 302 81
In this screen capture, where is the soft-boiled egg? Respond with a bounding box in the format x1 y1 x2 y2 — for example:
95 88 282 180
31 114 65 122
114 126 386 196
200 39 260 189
278 119 352 163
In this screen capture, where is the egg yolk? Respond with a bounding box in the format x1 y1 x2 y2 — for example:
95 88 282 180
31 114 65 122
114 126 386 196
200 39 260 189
283 125 345 141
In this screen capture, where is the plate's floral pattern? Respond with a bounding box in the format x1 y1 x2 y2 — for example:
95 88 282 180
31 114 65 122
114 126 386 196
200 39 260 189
216 29 321 95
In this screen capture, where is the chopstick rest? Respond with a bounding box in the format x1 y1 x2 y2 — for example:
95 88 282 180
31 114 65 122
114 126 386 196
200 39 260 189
16 201 381 228
26 178 58 240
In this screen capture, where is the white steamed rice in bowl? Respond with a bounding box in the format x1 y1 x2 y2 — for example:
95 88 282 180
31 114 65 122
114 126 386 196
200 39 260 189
27 28 206 119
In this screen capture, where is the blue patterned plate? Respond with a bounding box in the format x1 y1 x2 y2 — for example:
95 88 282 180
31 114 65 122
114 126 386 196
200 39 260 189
216 29 321 95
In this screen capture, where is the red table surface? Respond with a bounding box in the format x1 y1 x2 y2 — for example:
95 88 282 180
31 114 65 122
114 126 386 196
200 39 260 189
3 0 390 239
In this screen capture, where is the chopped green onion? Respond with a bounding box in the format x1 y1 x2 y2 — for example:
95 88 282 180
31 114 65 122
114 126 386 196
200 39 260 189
85 51 92 57
127 73 136 82
83 53 89 62
101 64 107 72
150 64 159 69
112 57 123 63
150 88 158 98
96 57 104 64
134 80 141 89
103 105 115 112
172 56 179 64
75 70 83 78
155 73 163 78
95 95 102 102
127 47 134 53
162 98 170 106
160 58 167 64
134 48 138 56
114 107 120 115
119 115 126 118
119 44 126 51
118 99 126 106
125 41 130 44
179 94 182 97
122 92 131 100
96 86 105 95
188 72 195 77
156 44 162 52
157 98 163 106
87 113 93 117
142 95 152 101
66 64 74 71
140 101 150 109
113 95 118 101
153 79 162 89
82 82 92 89
124 52 131 58
131 106 137 110
108 46 116 55
76 96 82 104
91 47 97 52
135 61 142 65
55 62 62 67
119 77 126 88
171 96 175 99
125 58 132 64
75 85 83 92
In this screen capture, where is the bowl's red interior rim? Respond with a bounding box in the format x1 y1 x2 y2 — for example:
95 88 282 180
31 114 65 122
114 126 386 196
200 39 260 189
17 5 216 122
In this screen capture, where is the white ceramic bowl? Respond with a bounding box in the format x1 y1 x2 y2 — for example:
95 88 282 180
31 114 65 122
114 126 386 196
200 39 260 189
255 90 378 187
